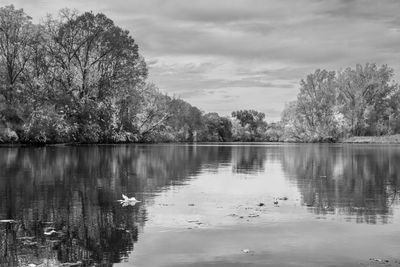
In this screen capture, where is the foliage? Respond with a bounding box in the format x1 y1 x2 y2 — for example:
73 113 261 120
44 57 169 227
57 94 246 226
0 5 399 144
200 113 232 142
166 98 204 141
231 110 267 141
282 64 400 142
282 69 338 142
0 5 35 108
336 63 397 136
264 122 284 142
22 106 74 144
0 6 151 143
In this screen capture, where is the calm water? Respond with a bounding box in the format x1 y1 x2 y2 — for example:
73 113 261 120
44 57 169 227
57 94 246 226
1 143 400 267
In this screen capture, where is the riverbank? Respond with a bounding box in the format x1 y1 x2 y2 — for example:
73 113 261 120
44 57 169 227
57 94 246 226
2 135 400 145
342 134 400 144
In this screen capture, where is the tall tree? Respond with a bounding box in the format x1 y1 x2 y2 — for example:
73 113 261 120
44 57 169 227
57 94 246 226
295 69 337 140
336 63 397 136
41 9 148 140
0 5 35 122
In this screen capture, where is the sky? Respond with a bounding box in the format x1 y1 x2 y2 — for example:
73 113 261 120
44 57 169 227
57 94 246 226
1 0 400 121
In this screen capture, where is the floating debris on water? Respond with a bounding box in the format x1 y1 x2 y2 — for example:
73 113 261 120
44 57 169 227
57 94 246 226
44 229 57 236
43 227 64 237
118 194 141 207
369 258 390 263
0 219 16 223
323 206 335 212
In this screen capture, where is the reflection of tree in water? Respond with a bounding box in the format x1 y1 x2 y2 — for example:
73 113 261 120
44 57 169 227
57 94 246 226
231 146 267 174
5 143 399 264
0 145 233 266
281 145 400 224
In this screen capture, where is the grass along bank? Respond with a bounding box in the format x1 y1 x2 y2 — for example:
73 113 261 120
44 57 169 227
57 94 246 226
342 134 400 144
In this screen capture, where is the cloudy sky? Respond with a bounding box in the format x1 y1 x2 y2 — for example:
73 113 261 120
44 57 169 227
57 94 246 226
2 0 400 121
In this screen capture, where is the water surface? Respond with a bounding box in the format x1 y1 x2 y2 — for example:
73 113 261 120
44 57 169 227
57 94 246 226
1 143 400 266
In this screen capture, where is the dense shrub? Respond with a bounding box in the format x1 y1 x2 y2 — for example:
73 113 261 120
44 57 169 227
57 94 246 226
22 107 74 144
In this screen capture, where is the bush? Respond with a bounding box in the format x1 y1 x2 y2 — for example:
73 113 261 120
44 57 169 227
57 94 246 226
22 107 74 144
76 123 101 143
0 127 19 143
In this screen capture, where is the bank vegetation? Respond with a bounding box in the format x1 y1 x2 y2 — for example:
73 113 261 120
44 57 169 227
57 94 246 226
1 5 399 144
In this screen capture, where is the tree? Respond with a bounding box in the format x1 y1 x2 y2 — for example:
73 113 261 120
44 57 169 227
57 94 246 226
336 63 397 136
132 84 170 142
231 109 266 140
40 9 148 141
201 113 232 142
295 69 338 141
166 98 204 141
386 90 400 134
0 5 35 128
265 122 284 142
281 101 306 141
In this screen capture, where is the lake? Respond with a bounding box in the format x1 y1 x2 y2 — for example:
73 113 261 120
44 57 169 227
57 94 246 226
1 143 400 267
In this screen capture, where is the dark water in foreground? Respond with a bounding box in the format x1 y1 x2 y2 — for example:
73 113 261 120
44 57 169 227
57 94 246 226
1 143 400 267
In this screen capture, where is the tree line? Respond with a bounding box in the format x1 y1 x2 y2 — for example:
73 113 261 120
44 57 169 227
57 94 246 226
0 5 277 144
281 64 400 142
0 5 399 144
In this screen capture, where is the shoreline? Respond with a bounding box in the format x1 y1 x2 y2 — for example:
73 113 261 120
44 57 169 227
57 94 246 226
2 135 400 147
341 134 400 144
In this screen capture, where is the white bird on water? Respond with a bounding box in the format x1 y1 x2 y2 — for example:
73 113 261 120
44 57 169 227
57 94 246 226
119 194 141 207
